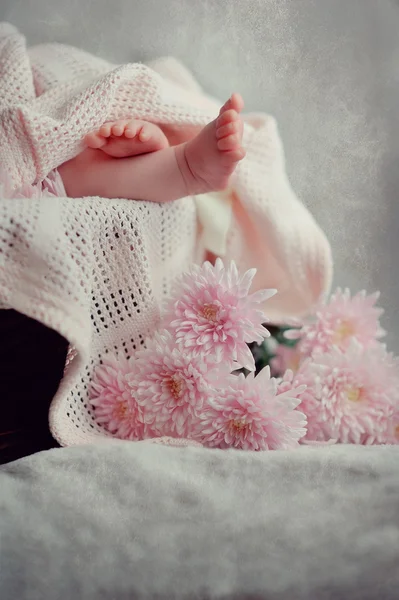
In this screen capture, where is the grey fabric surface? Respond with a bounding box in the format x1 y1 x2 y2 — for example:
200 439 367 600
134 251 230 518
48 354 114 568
0 442 398 600
1 0 399 351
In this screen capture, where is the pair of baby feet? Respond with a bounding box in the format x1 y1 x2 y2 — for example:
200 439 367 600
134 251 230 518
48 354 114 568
84 93 246 194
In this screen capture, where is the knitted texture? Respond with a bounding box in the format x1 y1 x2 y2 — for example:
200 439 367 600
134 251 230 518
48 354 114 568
0 23 333 447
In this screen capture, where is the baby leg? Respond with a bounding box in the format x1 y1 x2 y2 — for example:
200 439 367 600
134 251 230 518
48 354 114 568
84 119 169 158
59 94 246 202
59 146 191 201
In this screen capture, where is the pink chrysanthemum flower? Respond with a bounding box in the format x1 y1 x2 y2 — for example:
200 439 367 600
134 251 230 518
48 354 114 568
163 258 276 372
285 288 385 357
289 341 399 444
127 331 213 438
193 366 307 450
89 353 146 440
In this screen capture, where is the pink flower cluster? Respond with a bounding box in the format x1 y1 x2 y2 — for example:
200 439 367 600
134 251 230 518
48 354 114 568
275 289 399 445
89 264 399 450
89 259 307 450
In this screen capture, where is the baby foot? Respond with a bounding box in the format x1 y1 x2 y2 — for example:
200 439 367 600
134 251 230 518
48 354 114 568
84 119 169 158
175 93 246 195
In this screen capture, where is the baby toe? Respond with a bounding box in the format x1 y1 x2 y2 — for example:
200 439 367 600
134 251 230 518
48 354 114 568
216 120 239 140
84 132 104 148
138 125 152 142
217 109 238 128
99 123 112 137
229 93 244 113
220 147 246 164
233 147 246 161
111 122 125 136
124 126 138 138
219 93 244 116
124 119 142 138
217 132 240 151
219 96 234 115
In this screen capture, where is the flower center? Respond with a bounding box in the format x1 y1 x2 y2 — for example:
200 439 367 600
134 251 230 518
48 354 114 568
395 425 399 439
201 303 219 323
167 374 186 400
114 398 129 419
229 419 248 433
346 386 363 402
333 319 355 345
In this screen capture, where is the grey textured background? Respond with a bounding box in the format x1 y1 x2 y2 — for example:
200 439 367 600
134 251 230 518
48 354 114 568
1 0 399 349
1 441 399 599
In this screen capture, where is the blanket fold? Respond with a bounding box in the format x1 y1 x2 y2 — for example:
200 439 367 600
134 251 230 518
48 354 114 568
0 23 333 446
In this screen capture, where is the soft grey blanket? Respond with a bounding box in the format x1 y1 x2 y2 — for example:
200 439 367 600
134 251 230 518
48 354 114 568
1 442 398 599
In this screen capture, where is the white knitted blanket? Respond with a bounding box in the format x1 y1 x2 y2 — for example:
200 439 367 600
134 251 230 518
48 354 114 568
0 23 333 446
